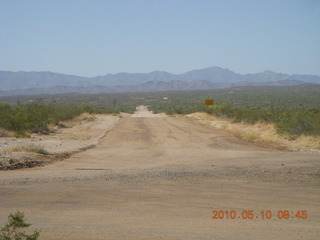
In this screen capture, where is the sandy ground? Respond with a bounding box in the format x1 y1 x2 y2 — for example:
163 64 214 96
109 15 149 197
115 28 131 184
0 106 319 239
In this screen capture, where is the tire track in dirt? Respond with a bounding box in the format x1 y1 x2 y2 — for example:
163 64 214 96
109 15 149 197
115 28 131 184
0 106 319 240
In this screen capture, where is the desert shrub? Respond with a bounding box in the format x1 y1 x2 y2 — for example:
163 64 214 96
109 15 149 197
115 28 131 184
201 105 320 136
211 106 320 136
204 104 279 124
0 101 126 136
205 104 233 119
0 102 11 111
0 102 54 135
0 103 12 131
275 110 320 136
0 211 40 240
24 103 54 133
149 102 320 136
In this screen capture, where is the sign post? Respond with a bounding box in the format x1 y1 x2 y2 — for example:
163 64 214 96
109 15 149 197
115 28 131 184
204 99 214 120
205 99 214 106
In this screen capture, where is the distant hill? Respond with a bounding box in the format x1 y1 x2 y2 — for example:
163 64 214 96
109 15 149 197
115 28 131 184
0 79 311 96
0 67 319 95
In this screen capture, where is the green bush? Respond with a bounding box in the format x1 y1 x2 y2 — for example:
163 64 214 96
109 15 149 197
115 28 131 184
0 211 40 240
150 103 320 136
0 101 125 136
206 105 320 136
275 110 320 135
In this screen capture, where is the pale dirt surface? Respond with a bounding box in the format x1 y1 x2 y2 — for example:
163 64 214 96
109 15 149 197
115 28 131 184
0 106 319 240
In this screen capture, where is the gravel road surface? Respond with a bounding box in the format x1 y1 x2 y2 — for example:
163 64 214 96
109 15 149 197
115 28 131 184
0 106 319 240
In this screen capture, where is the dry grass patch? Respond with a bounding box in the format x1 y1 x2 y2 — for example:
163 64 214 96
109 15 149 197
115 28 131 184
290 135 320 150
187 112 320 151
5 144 49 155
0 128 15 137
232 128 261 141
63 113 96 126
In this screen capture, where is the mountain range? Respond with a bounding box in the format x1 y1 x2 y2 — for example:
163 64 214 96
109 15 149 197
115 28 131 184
0 66 319 96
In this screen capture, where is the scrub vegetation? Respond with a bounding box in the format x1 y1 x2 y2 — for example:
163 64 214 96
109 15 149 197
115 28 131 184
0 101 134 137
0 211 40 240
147 85 320 137
0 84 319 137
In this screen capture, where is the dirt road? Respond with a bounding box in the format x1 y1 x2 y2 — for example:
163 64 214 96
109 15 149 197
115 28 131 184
0 106 319 239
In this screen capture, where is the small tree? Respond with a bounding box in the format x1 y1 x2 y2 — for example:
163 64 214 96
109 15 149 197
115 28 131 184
0 211 40 240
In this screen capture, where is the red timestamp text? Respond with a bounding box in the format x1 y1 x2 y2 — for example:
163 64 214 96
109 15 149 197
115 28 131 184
212 210 308 220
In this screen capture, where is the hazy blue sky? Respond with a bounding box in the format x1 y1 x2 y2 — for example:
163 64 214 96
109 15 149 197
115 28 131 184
1 0 319 76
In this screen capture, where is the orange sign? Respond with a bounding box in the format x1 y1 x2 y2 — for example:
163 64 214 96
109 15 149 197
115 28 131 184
205 99 214 105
